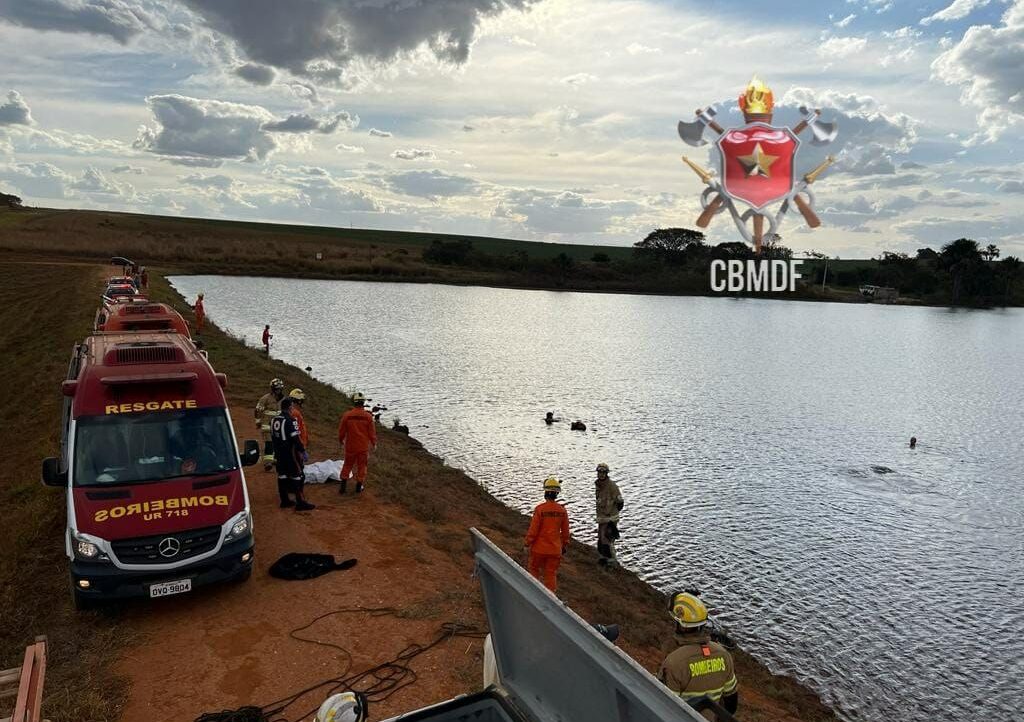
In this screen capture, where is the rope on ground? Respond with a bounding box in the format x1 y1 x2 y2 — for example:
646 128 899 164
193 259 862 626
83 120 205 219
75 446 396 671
193 606 488 722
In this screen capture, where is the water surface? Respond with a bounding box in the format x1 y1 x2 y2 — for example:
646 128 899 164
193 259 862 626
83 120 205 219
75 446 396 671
171 275 1024 721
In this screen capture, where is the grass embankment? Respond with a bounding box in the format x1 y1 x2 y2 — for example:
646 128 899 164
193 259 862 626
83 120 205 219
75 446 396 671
0 261 129 722
144 272 839 722
0 206 888 303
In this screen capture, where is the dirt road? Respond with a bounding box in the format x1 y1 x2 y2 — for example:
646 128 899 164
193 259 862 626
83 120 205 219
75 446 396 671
115 406 487 721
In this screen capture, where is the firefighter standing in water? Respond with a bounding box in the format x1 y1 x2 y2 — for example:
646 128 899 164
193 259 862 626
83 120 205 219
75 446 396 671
337 392 376 494
255 378 286 470
658 592 738 718
524 477 571 592
193 292 205 333
595 462 624 567
262 324 272 353
289 388 309 460
271 397 315 511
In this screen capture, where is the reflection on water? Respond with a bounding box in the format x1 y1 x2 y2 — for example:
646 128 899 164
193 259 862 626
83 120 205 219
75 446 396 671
171 275 1024 722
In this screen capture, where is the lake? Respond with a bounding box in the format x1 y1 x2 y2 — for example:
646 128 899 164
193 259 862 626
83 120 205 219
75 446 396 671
171 275 1024 722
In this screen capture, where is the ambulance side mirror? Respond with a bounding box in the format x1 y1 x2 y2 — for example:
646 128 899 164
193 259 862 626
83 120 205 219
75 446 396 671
41 457 66 487
241 440 260 467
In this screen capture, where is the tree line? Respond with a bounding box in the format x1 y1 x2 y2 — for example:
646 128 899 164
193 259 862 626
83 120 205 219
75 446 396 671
417 228 1023 306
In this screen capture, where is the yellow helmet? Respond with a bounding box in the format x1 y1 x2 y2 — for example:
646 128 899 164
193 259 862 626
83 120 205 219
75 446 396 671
289 388 306 401
596 462 609 473
669 592 708 628
543 476 562 492
352 392 366 403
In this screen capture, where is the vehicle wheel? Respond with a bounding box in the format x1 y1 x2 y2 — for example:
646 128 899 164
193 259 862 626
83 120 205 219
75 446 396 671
234 566 253 584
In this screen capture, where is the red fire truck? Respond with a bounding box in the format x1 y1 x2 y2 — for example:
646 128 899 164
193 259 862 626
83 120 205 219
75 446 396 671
95 301 191 336
42 332 260 609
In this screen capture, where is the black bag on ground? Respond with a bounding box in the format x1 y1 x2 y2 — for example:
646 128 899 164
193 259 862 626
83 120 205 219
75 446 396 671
268 553 357 580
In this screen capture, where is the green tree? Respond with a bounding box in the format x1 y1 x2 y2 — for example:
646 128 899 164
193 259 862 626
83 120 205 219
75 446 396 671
761 234 792 260
984 244 1000 261
634 227 706 265
939 238 984 305
552 252 574 281
591 252 611 264
712 242 752 260
998 256 1023 305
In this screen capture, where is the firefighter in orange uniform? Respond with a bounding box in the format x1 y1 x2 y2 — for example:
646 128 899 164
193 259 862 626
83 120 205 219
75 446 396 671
524 477 571 592
194 292 205 333
337 392 376 494
289 388 309 460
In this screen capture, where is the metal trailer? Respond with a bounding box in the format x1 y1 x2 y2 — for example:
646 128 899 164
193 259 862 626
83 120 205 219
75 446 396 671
380 529 708 722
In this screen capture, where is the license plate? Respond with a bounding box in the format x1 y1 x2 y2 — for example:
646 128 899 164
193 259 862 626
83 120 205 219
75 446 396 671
149 579 192 598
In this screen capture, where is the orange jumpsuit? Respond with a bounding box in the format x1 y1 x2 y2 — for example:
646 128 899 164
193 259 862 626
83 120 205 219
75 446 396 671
525 500 570 592
338 406 377 483
291 405 308 450
194 297 205 332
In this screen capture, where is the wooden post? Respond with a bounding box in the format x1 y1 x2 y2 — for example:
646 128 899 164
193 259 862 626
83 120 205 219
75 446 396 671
752 215 764 254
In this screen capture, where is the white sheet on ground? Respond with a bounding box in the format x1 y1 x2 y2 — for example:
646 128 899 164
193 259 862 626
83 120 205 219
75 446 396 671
304 459 342 483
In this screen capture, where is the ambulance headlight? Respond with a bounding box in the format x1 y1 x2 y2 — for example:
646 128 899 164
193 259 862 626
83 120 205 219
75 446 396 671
76 539 99 559
225 512 251 542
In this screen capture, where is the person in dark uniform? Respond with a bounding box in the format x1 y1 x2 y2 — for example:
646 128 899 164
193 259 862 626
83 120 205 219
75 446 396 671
271 397 315 511
658 591 738 718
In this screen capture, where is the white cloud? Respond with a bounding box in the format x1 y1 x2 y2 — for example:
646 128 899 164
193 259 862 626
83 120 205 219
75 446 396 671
336 143 365 153
835 13 857 27
180 173 236 190
921 0 991 25
134 94 278 163
383 169 479 199
391 148 436 161
72 166 128 196
0 160 74 199
561 72 597 86
499 188 641 234
111 165 146 174
625 42 660 54
819 36 868 58
262 111 358 134
0 90 33 126
931 1 1024 143
368 128 393 138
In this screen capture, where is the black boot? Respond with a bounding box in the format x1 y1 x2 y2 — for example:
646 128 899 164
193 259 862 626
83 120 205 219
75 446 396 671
277 478 294 508
355 482 364 493
339 479 347 495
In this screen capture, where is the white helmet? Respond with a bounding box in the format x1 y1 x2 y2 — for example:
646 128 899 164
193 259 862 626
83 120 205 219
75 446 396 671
316 692 367 722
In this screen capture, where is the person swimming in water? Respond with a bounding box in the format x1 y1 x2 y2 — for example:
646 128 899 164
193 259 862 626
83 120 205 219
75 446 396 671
910 436 917 449
545 411 562 425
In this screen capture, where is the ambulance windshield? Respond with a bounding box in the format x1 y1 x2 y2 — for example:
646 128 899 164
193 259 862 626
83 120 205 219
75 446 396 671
74 407 237 486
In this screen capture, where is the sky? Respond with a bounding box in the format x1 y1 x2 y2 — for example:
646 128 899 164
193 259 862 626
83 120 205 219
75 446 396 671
1 0 1022 258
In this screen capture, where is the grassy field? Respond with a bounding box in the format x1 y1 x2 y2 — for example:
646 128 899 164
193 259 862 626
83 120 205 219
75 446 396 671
0 206 634 266
0 260 129 722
